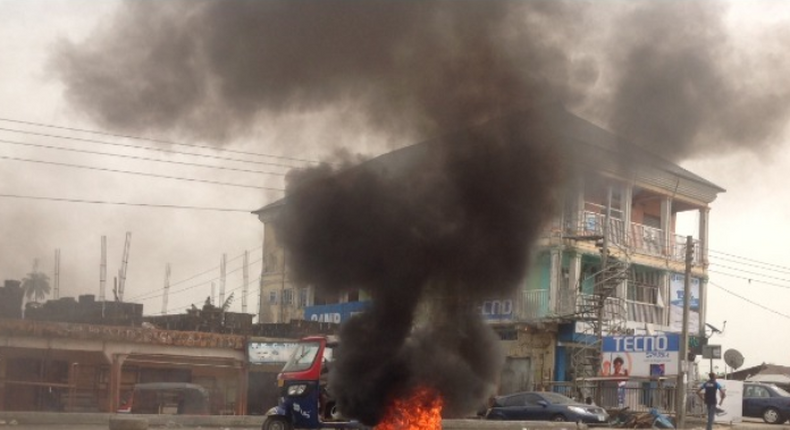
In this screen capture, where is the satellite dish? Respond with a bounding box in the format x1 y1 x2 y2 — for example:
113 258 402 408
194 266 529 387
724 349 744 370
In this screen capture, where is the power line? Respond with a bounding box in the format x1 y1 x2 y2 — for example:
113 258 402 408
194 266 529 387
710 249 790 274
0 154 284 191
0 193 256 212
709 280 790 320
0 137 286 176
130 255 263 302
710 263 790 285
164 275 262 315
0 119 321 165
708 269 790 290
125 248 262 301
0 126 304 170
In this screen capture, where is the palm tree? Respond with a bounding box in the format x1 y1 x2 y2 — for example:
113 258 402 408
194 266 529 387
22 270 51 303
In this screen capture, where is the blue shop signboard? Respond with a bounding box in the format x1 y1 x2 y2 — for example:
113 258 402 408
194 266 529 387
478 299 514 322
304 301 371 324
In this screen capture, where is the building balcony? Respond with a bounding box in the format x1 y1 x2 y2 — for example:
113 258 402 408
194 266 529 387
566 211 702 265
626 300 665 326
519 289 551 321
516 288 663 330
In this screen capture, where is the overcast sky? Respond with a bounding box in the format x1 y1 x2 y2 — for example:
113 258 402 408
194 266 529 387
1 0 789 373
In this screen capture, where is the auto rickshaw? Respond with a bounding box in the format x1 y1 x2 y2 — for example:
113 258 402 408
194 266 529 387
262 335 368 430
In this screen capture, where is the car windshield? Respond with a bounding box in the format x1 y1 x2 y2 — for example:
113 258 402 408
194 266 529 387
281 341 321 373
540 392 575 404
772 385 790 397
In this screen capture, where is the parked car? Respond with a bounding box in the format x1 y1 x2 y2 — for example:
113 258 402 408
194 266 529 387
743 382 790 424
484 391 609 424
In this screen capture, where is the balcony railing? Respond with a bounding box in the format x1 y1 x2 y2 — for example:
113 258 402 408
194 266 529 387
554 290 626 322
626 300 665 325
518 289 550 320
566 211 702 265
517 288 667 328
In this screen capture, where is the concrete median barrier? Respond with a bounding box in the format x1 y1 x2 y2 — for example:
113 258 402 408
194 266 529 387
109 415 149 430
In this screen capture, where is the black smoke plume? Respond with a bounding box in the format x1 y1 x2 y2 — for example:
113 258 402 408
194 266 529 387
54 2 790 161
276 115 562 423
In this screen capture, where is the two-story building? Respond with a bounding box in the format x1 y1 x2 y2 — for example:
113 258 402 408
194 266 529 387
252 103 724 396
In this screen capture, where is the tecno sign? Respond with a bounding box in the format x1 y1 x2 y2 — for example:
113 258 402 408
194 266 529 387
603 334 680 353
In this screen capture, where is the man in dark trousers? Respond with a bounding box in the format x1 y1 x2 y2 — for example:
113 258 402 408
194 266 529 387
697 372 726 430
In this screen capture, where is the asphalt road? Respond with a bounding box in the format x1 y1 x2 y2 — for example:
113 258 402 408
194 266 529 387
1 416 787 430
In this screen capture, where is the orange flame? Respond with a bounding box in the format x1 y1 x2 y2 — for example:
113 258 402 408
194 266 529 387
376 386 443 430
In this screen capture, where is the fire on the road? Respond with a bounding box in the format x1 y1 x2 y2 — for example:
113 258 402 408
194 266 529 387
375 386 443 430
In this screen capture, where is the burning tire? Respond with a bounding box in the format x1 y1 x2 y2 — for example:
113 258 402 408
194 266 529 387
262 416 292 430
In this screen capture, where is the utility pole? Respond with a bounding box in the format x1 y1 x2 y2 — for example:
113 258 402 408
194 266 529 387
118 232 131 302
100 236 107 317
54 249 60 299
594 186 613 406
676 235 694 428
219 254 227 306
162 263 171 315
242 251 249 313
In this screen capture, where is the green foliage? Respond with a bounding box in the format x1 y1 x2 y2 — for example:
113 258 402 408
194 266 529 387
22 270 51 303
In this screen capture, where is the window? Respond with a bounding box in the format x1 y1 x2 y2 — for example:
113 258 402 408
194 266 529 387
755 387 771 398
281 342 321 373
298 288 308 307
504 394 526 407
269 291 278 304
282 289 293 305
628 269 661 304
523 393 544 405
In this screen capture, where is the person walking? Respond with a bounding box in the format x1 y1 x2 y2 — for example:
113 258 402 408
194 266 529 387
697 372 726 430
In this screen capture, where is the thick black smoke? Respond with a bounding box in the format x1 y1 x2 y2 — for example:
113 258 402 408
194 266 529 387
53 1 589 143
54 2 790 161
603 2 790 161
276 115 562 423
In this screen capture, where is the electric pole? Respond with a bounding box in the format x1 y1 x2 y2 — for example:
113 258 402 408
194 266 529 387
242 251 249 313
54 248 60 299
162 263 171 315
219 254 227 306
676 235 694 427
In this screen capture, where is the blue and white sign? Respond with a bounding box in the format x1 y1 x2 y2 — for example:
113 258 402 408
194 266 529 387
479 299 514 322
669 273 700 333
248 341 299 364
601 333 680 377
304 301 371 324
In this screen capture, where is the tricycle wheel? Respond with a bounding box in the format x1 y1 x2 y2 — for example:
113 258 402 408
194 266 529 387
262 416 292 430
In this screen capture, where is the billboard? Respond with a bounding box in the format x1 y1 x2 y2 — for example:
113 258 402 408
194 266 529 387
248 341 299 364
304 301 371 324
714 380 743 424
479 299 514 322
669 273 700 333
601 333 680 377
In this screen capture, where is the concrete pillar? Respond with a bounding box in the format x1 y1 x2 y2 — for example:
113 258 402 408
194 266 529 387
699 207 710 267
622 183 633 246
236 364 248 415
660 197 673 256
108 354 128 413
67 362 79 412
0 356 5 411
549 249 560 315
566 253 582 315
